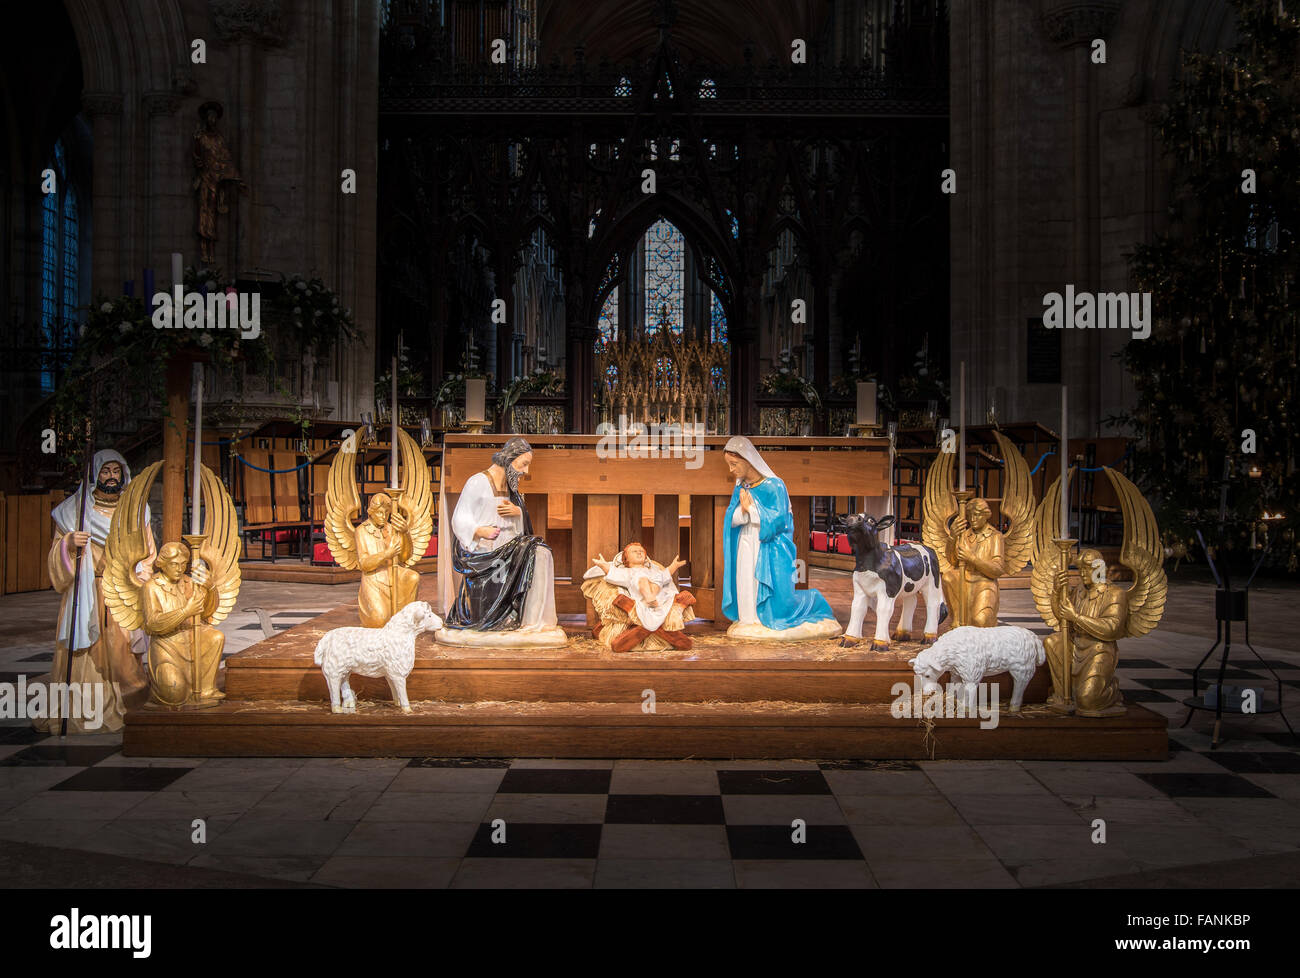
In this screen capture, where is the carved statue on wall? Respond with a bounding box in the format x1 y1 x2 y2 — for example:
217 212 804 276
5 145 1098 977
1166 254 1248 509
192 101 244 265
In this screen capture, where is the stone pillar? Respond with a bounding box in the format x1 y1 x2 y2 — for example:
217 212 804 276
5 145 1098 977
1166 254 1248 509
1044 1 1120 439
81 92 125 293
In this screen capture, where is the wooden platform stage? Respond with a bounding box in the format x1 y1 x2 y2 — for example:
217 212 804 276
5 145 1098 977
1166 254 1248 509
123 575 1167 760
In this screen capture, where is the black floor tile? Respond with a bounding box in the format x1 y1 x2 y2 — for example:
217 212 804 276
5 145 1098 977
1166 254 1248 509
496 768 611 794
466 822 601 858
19 652 54 663
0 725 47 745
604 794 726 825
1121 658 1176 669
1134 772 1277 798
1256 660 1300 671
817 759 920 771
717 770 832 795
726 824 864 860
406 757 511 769
1202 751 1300 774
1179 668 1272 681
1122 688 1177 703
1258 732 1300 748
1139 677 1237 691
0 744 121 767
50 766 193 791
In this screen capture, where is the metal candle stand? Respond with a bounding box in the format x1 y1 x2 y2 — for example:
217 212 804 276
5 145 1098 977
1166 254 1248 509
1180 531 1295 749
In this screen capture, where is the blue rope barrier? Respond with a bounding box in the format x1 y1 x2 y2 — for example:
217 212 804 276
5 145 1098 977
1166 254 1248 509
1008 444 1134 476
235 456 312 474
186 436 237 446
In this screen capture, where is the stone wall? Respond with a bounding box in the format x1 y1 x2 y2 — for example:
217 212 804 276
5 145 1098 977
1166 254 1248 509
950 0 1236 438
65 0 379 424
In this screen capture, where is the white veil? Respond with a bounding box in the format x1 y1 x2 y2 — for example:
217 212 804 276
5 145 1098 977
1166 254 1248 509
723 436 777 483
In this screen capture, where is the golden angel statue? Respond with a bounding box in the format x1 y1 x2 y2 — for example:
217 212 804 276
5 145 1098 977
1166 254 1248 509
103 462 242 708
922 431 1034 627
1032 467 1167 717
325 425 432 627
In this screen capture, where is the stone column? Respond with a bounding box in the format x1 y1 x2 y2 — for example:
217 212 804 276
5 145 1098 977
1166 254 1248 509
1044 1 1120 438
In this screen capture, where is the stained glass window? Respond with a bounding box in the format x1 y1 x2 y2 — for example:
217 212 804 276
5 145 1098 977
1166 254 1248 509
699 78 717 98
644 219 684 335
710 365 727 394
710 292 728 345
41 138 79 393
598 286 618 347
614 76 632 96
654 355 677 388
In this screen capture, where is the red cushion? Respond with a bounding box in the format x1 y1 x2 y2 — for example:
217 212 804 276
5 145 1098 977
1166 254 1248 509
809 531 852 555
311 537 436 564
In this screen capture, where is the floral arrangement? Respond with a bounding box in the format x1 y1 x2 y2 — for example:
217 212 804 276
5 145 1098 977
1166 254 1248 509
499 366 565 418
269 271 358 355
760 348 823 414
433 343 492 409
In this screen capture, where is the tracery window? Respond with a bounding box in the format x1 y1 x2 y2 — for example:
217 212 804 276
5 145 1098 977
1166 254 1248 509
644 219 684 335
41 138 79 393
598 287 618 347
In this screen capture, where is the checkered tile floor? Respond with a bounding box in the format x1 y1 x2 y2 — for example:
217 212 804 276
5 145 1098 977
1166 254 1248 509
1 714 1297 888
2 583 1297 887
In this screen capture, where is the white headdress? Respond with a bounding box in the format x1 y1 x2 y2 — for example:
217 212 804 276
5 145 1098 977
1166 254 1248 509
723 436 777 484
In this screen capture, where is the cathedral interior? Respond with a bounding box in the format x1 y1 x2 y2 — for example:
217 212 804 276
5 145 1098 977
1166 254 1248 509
0 0 1297 903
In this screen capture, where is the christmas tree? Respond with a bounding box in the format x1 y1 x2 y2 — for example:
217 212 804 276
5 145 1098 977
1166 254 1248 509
1124 0 1299 573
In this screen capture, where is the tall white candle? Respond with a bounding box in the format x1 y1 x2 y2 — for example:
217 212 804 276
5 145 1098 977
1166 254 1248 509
958 361 966 491
390 355 398 489
171 252 184 289
191 365 203 535
1060 385 1069 538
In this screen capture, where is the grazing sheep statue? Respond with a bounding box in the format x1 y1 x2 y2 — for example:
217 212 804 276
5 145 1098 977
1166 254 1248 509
313 600 442 714
908 625 1045 713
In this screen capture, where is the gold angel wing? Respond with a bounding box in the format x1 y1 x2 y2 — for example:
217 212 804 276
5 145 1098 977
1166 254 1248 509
102 460 162 632
992 431 1035 575
921 448 957 574
324 437 361 570
1030 472 1070 631
197 463 241 624
396 425 432 566
1106 466 1167 638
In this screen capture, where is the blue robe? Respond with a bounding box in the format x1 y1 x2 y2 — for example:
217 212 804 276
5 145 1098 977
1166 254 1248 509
722 476 836 630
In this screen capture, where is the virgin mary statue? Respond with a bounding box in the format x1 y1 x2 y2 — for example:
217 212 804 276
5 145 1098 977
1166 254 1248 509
721 437 841 640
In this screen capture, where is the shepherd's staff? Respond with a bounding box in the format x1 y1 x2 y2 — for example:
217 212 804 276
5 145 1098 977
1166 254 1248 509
60 425 96 736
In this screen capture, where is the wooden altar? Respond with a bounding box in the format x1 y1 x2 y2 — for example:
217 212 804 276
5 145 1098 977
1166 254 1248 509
436 434 891 622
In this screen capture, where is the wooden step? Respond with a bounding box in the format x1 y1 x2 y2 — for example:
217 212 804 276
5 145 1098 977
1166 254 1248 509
122 699 1168 761
222 605 1052 705
225 646 1054 706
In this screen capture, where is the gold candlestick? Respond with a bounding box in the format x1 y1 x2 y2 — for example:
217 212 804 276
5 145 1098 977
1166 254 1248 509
384 486 406 621
952 488 975 626
1050 537 1077 713
181 532 209 707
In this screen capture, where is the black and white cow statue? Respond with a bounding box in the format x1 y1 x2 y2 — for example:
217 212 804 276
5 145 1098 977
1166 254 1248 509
833 513 947 650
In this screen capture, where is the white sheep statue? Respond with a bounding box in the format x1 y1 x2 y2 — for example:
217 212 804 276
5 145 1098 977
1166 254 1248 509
313 601 443 714
907 625 1045 714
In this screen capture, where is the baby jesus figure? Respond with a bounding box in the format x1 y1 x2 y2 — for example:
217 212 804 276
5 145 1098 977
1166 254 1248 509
583 542 696 652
